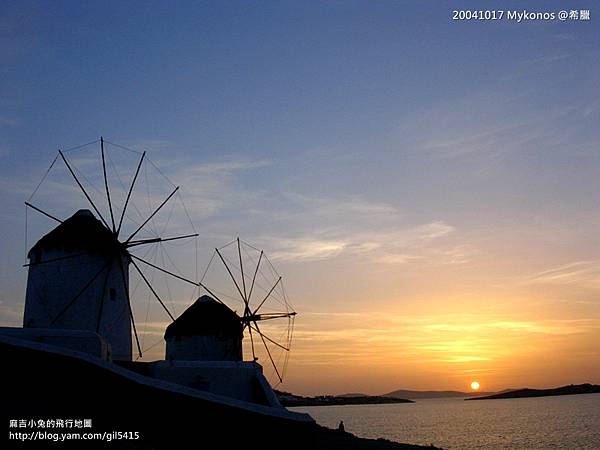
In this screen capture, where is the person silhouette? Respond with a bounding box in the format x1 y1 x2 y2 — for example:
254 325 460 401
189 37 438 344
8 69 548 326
338 420 345 432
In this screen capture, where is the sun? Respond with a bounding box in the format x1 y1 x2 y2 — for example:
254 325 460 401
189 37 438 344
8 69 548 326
470 381 480 391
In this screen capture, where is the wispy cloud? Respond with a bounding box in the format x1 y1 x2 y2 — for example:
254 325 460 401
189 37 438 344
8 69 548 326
266 212 457 264
216 191 463 265
521 53 571 66
388 76 597 174
181 159 271 174
4 137 469 268
269 238 347 260
526 260 600 288
109 154 466 266
412 105 577 161
290 311 600 369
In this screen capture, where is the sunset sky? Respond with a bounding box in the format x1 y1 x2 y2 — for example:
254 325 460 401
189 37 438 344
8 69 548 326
1 1 599 396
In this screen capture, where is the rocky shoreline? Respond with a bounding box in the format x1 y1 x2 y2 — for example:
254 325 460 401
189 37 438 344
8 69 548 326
315 425 442 449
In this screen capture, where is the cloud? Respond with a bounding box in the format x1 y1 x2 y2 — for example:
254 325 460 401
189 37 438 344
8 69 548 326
149 156 273 221
181 159 271 175
425 319 598 336
526 260 600 288
266 215 456 264
270 238 347 260
413 105 577 161
228 192 463 265
7 137 466 268
290 310 600 368
90 153 465 267
521 54 571 66
388 77 596 173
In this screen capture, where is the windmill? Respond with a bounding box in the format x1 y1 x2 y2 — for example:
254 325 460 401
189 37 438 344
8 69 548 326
199 238 297 385
24 137 199 360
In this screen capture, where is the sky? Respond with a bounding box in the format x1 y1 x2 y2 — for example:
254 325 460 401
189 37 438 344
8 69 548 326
1 1 599 396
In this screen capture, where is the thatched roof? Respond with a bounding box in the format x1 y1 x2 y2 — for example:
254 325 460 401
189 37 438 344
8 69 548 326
28 209 119 258
165 295 242 339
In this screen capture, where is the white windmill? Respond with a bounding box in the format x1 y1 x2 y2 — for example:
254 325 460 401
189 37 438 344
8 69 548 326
23 137 197 361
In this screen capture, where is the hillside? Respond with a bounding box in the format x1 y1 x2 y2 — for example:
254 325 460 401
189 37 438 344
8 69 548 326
466 383 600 400
384 389 494 399
276 391 413 407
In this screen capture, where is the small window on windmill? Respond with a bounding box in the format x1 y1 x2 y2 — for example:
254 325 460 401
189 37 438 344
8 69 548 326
109 288 116 302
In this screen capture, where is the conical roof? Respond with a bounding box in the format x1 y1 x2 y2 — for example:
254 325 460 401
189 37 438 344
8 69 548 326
164 295 242 339
28 209 119 258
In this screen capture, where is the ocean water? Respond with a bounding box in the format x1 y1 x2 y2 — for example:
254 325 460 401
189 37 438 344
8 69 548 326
291 393 600 449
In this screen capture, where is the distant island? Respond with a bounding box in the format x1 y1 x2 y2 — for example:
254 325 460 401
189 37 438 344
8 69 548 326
278 388 500 405
466 383 600 401
277 384 600 406
276 390 413 407
384 389 495 399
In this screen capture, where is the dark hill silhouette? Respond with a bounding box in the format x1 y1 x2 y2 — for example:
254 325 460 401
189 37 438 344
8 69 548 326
466 383 600 400
384 389 494 399
276 390 413 407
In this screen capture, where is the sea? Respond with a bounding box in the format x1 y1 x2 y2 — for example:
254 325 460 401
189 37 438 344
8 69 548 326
290 393 600 449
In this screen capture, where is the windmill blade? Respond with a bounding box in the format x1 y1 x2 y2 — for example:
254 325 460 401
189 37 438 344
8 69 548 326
131 254 229 308
131 254 199 288
51 258 114 325
247 311 297 322
126 233 199 248
24 202 63 224
247 249 263 303
247 322 257 361
23 252 88 267
197 282 227 306
252 276 282 315
58 150 111 231
130 259 175 321
215 247 246 303
100 137 116 233
116 151 145 236
254 321 283 383
96 263 113 332
116 256 142 358
249 323 290 352
125 186 179 244
237 238 248 301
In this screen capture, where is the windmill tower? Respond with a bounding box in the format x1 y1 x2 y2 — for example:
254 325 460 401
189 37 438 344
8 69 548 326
164 295 243 361
196 238 297 385
21 137 199 362
147 238 296 402
24 209 132 360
